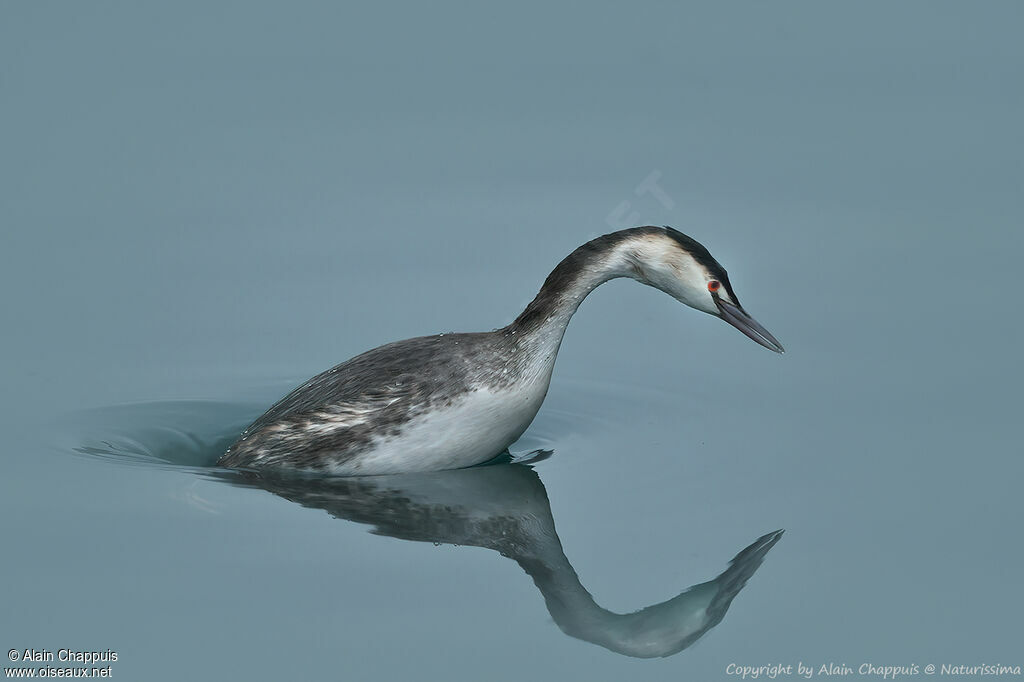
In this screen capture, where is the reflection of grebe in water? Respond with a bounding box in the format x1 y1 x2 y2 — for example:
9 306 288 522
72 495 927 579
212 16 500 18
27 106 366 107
228 460 783 659
69 402 783 658
220 227 784 476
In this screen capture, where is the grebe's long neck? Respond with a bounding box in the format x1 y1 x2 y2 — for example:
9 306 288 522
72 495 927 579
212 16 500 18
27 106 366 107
504 232 640 344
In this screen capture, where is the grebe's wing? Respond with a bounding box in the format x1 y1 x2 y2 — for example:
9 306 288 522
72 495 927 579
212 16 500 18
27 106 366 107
219 334 471 470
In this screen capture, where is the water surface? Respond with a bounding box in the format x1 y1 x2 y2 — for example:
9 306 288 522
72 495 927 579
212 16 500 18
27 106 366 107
2 2 1023 680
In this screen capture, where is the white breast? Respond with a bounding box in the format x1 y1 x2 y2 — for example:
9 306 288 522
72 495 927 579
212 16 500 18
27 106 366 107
324 375 551 476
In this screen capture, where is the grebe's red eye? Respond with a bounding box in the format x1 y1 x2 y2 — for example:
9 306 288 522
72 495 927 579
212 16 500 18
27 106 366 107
708 280 721 293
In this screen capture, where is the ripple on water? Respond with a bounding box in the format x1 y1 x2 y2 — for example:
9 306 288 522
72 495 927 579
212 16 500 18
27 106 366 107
60 400 262 473
60 377 665 473
518 376 679 450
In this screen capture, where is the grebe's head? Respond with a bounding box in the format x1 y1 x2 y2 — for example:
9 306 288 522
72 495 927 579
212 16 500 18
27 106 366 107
624 226 785 353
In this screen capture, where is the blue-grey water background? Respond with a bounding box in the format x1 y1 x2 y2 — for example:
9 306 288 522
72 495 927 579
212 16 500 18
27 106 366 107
2 2 1023 680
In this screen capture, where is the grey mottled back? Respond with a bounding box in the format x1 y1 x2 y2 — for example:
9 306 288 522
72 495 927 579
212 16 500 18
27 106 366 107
219 331 513 469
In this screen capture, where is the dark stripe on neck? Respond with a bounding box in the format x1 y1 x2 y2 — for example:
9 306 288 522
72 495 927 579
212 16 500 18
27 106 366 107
507 226 736 335
507 226 658 334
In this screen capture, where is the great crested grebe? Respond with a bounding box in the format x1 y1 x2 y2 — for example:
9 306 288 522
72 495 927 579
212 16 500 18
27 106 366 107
219 226 783 475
